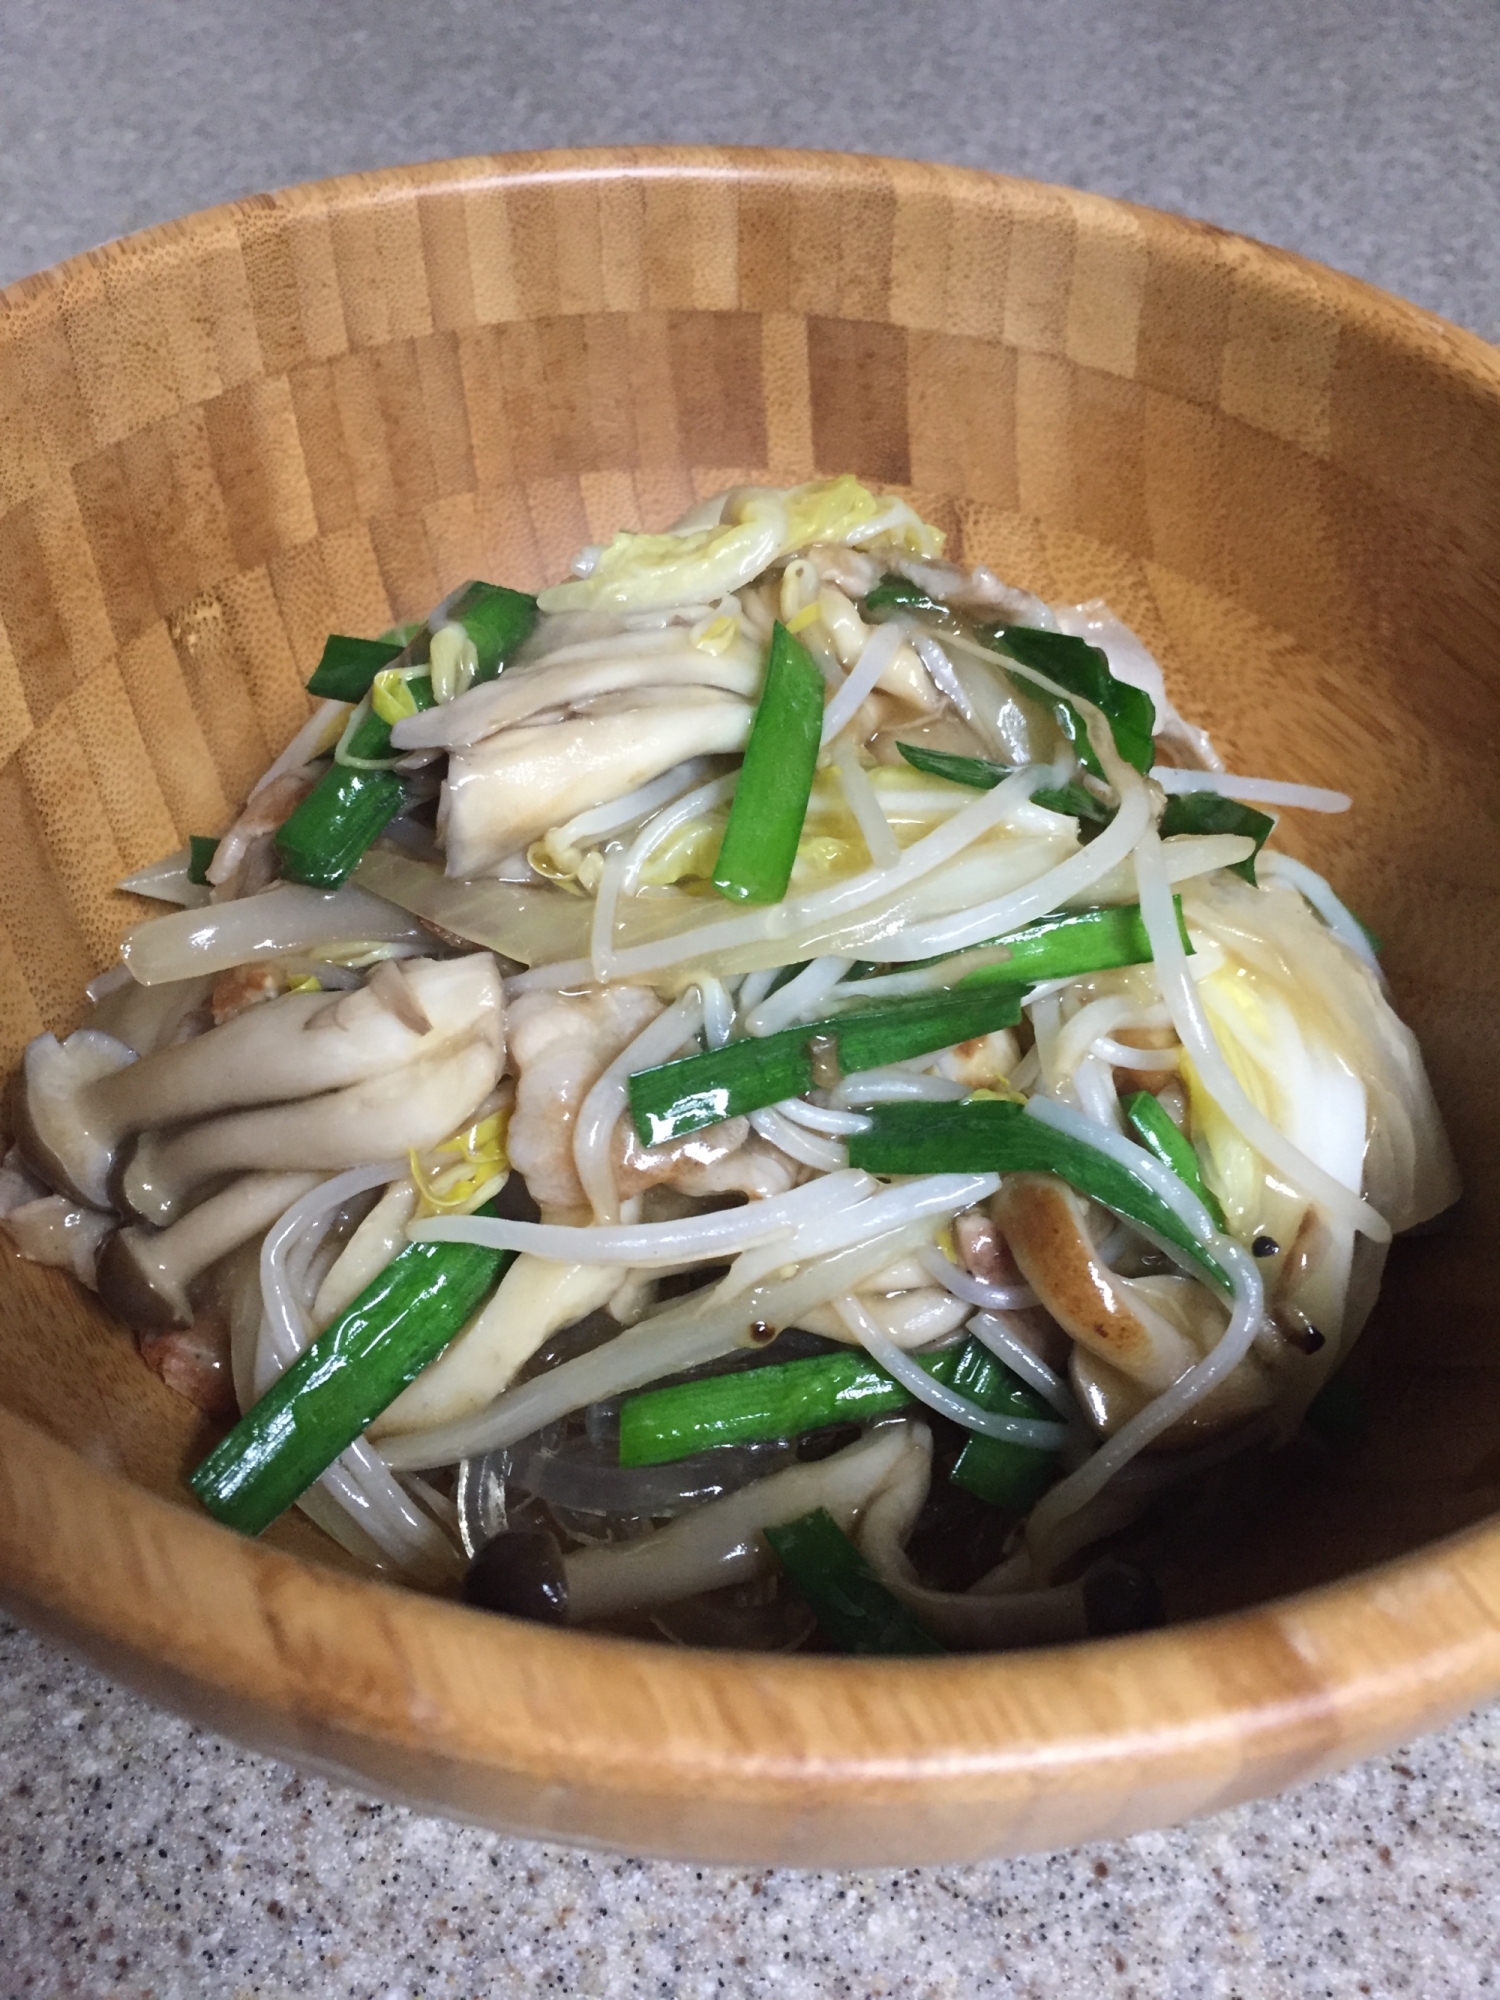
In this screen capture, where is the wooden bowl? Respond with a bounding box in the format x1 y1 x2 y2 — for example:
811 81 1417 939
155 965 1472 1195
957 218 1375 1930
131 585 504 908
1 148 1498 1866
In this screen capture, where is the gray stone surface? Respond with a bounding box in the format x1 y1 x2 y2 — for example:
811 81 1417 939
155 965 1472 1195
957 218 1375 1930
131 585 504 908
1 0 1498 339
3 1615 1500 1998
3 3 1499 1993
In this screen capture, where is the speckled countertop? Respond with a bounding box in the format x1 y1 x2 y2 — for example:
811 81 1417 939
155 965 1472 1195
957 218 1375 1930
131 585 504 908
4 1618 1500 1997
3 3 1500 1995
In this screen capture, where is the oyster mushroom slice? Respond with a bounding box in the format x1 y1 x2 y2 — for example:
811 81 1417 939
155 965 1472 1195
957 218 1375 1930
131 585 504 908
312 1179 419 1327
96 1170 326 1330
392 640 764 752
794 1284 970 1350
13 955 502 1214
992 1174 1203 1394
116 1033 502 1226
439 688 753 876
1067 1274 1277 1442
995 1174 1274 1441
370 1256 625 1439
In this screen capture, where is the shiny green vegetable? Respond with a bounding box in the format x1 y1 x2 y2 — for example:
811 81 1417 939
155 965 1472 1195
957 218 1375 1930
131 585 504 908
305 633 405 702
848 1098 1230 1290
276 582 537 890
712 621 825 904
763 1507 946 1656
864 572 948 619
451 581 540 676
981 625 1157 776
618 1344 968 1466
944 901 1189 990
273 678 438 890
948 1341 1060 1511
1159 790 1274 883
190 1219 512 1537
895 741 1111 825
186 835 219 885
1122 1088 1226 1230
862 896 1190 989
628 984 1025 1145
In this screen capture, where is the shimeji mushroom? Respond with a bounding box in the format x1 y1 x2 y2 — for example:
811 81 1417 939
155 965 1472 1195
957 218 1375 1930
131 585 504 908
370 1254 626 1440
390 635 765 752
96 1170 326 1329
993 1174 1273 1441
117 1035 499 1227
462 1421 915 1626
13 954 503 1219
436 688 753 875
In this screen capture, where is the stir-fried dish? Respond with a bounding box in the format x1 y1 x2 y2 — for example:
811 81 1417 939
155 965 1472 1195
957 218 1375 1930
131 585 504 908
1 477 1458 1654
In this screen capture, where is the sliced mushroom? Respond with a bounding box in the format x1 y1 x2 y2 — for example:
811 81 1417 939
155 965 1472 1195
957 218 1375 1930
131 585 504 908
392 637 764 752
462 1422 913 1627
805 543 882 600
13 955 501 1212
115 1033 500 1225
0 1143 49 1214
994 1174 1273 1443
993 1175 1203 1393
95 1170 325 1330
440 687 753 875
1068 1276 1277 1445
815 583 942 713
370 1255 626 1439
311 1178 420 1327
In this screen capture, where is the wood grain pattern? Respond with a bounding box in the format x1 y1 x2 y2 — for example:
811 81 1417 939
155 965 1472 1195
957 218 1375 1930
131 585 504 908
0 148 1498 1864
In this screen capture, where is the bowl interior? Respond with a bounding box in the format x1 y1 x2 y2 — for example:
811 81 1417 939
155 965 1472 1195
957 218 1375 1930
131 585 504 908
0 154 1498 1657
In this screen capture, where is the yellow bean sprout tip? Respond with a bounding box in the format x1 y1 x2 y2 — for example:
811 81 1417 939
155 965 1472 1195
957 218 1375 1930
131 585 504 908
785 603 821 635
371 669 419 725
692 614 740 655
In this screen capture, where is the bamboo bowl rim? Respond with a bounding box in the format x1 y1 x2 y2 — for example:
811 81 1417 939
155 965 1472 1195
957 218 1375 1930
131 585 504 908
2 148 1499 1860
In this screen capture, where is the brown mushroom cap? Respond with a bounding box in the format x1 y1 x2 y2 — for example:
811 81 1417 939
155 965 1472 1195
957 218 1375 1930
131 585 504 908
10 1029 139 1207
462 1529 570 1624
14 948 506 1216
112 1035 500 1225
94 1170 325 1330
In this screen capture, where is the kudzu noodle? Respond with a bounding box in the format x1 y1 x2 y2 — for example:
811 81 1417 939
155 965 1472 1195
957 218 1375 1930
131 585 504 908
2 477 1459 1654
